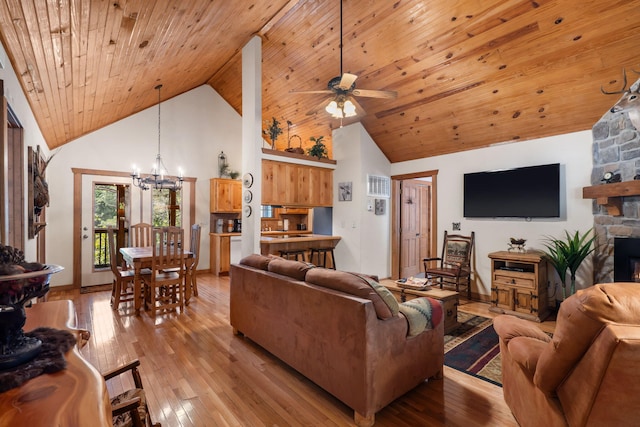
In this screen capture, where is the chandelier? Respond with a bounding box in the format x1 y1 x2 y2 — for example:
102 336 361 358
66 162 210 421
131 84 183 190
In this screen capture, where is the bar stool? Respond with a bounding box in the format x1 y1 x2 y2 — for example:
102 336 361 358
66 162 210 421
279 249 306 262
310 248 336 269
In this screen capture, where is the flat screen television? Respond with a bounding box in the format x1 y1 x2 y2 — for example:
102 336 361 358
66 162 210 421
463 163 561 218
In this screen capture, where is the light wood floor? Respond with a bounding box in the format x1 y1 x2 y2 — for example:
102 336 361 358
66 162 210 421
47 274 555 427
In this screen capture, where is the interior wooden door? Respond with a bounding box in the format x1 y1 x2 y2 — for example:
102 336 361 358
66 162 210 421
400 179 432 278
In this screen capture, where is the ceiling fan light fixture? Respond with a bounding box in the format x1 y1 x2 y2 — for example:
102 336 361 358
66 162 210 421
343 99 357 117
325 100 342 118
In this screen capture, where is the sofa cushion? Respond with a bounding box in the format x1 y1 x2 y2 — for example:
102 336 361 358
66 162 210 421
398 297 443 337
304 269 399 319
239 254 272 271
267 258 315 281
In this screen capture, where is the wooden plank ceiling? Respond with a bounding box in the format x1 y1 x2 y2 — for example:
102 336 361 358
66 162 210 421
0 0 639 163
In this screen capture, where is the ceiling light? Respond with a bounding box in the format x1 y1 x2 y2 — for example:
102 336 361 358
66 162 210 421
131 84 184 191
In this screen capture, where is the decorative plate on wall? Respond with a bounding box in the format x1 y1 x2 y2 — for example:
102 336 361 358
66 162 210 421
244 205 252 217
244 190 253 203
243 173 254 188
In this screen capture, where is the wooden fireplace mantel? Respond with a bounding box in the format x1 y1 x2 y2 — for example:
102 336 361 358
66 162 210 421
582 181 640 216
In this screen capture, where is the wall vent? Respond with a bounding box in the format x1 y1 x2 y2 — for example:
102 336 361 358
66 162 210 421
367 174 390 198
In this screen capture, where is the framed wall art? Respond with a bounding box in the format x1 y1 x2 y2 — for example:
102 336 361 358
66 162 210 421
338 182 352 201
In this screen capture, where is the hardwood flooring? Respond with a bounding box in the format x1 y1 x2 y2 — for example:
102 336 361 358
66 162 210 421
46 274 556 426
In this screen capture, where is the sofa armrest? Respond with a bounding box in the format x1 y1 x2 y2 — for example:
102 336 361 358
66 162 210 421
507 336 548 374
494 315 551 345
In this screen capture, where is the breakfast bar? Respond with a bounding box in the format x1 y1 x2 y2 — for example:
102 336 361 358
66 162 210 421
260 234 341 267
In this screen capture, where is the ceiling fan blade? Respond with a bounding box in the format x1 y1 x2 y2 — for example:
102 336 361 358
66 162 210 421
338 73 358 90
306 96 334 116
290 89 334 95
352 88 398 99
349 96 367 117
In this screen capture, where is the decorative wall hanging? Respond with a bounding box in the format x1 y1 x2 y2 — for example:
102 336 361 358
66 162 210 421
28 146 54 239
338 182 352 201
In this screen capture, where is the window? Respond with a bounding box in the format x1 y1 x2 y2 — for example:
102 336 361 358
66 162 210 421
261 205 274 218
152 189 182 227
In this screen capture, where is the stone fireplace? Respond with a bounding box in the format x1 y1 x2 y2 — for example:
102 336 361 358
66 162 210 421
590 77 640 283
613 237 640 282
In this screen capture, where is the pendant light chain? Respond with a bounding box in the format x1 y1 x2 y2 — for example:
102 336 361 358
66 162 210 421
156 84 162 158
339 0 343 76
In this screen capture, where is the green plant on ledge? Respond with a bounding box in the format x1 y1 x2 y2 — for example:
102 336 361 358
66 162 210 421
263 117 283 147
307 136 328 159
542 229 595 300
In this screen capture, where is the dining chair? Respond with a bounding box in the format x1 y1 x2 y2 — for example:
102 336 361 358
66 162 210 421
108 226 140 310
188 224 201 297
143 227 185 316
130 222 153 247
103 359 161 427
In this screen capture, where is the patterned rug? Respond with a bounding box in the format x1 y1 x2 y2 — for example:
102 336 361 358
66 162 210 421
444 312 502 386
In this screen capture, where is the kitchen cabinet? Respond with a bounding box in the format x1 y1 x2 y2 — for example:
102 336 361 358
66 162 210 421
488 251 550 322
262 160 332 207
210 178 242 213
210 233 232 275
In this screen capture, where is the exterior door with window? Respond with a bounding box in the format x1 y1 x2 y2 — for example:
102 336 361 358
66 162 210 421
80 177 133 287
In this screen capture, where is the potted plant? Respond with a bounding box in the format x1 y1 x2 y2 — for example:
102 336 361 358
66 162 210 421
263 117 283 147
307 136 328 159
542 229 595 300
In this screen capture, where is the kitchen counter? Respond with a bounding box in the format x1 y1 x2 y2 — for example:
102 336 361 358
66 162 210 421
261 230 312 236
210 232 241 237
260 234 341 256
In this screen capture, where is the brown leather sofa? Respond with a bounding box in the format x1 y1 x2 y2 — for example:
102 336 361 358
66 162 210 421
230 254 444 427
494 282 640 427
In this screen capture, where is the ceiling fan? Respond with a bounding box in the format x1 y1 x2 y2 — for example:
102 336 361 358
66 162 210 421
291 0 397 119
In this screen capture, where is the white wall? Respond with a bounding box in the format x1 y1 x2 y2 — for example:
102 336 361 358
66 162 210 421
0 42 50 262
46 85 242 286
333 123 392 278
391 130 595 298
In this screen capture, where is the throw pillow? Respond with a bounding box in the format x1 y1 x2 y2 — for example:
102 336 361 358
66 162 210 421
399 297 443 337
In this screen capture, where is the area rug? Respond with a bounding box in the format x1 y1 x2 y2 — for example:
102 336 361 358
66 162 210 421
444 312 502 386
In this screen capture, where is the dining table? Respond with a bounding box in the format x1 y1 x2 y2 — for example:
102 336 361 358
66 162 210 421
120 246 194 315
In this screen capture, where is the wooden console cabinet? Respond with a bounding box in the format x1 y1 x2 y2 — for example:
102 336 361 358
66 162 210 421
489 251 550 322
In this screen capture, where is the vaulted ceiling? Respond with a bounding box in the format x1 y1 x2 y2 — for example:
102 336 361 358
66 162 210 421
0 0 639 163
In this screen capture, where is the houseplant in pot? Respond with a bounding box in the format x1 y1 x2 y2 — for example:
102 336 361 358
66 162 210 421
542 229 595 301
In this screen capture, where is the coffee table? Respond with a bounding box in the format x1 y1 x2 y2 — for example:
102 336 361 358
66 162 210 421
382 280 460 334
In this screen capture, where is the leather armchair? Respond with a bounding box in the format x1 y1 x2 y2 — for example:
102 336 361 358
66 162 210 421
494 282 640 427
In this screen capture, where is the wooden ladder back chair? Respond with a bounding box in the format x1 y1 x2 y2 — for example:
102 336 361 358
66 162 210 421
424 231 475 299
143 227 185 316
103 359 161 427
130 222 153 247
107 226 136 309
189 224 201 297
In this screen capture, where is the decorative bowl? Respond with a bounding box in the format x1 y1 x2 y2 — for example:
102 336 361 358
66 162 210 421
0 264 63 369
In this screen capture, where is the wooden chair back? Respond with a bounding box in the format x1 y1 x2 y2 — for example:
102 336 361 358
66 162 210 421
130 222 153 247
441 231 474 270
190 224 201 267
150 227 185 278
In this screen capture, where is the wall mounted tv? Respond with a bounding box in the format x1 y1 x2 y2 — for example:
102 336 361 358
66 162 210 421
463 163 561 218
